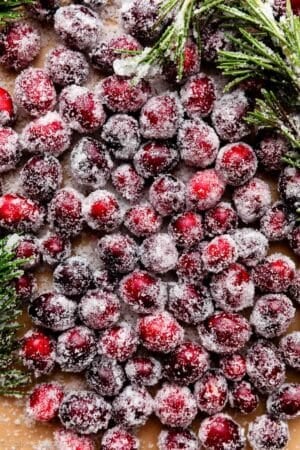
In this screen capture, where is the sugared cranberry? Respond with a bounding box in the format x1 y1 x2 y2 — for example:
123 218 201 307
59 390 111 434
0 88 15 125
163 39 200 83
149 174 185 217
102 426 139 450
177 118 219 168
154 384 197 428
97 233 139 274
158 428 199 450
54 5 100 50
113 385 154 427
288 269 300 303
86 356 125 397
198 311 251 354
125 356 162 386
45 45 89 87
176 250 206 285
0 22 40 71
79 289 120 330
19 330 56 377
216 142 257 186
20 111 71 157
20 154 62 203
198 414 245 450
202 235 238 273
169 211 203 248
0 130 21 174
187 169 226 211
53 257 92 298
233 228 269 267
279 166 300 209
140 233 178 274
180 73 216 118
256 132 289 171
247 414 289 450
59 85 106 133
279 332 300 370
83 190 122 232
15 273 37 301
124 203 162 237
28 0 59 22
13 234 40 269
15 68 56 117
201 22 231 62
56 326 97 372
267 383 300 419
164 341 210 385
40 233 71 266
28 292 77 332
260 202 294 241
27 382 64 422
219 354 246 382
97 75 151 113
112 164 145 203
94 268 118 291
229 381 259 414
48 188 83 237
0 193 44 233
252 253 295 293
138 311 184 353
233 177 272 224
54 428 96 450
98 322 138 362
194 370 228 415
134 141 178 178
101 114 140 160
288 225 300 256
168 283 214 325
246 340 286 394
210 263 255 312
205 202 237 238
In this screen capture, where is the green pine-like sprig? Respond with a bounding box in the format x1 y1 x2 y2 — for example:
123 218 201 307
0 0 34 26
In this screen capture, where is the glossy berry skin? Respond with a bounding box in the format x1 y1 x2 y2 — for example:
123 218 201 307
163 38 200 83
0 22 40 71
134 141 179 179
288 225 300 256
56 326 97 372
101 114 140 160
0 88 15 125
247 414 289 450
198 311 251 354
158 428 199 450
125 356 162 386
15 68 56 117
233 228 269 267
40 233 71 266
54 428 96 450
154 383 197 428
219 354 246 382
252 253 295 293
102 426 139 450
187 169 226 211
79 289 120 330
124 203 162 237
138 311 184 353
83 190 122 232
97 233 139 274
233 177 272 224
141 233 178 274
26 382 64 422
53 257 92 298
267 383 300 419
0 127 19 173
59 390 111 435
202 235 238 274
112 164 145 203
86 356 125 397
279 166 300 209
20 154 63 203
13 234 40 269
45 45 89 87
260 202 294 241
149 174 186 217
19 330 56 377
176 250 206 285
229 381 259 414
215 142 257 186
98 322 138 362
15 273 37 302
194 370 228 415
180 73 216 118
0 193 44 233
169 211 204 248
113 385 154 427
48 188 83 237
256 132 289 172
198 414 246 450
279 332 300 370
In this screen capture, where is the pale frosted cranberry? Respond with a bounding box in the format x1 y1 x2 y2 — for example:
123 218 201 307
267 383 300 419
48 188 83 237
194 370 228 415
219 354 246 382
229 380 259 414
54 428 96 450
27 382 64 422
149 174 186 217
260 202 294 241
97 233 139 274
83 190 122 232
202 235 238 273
101 114 140 160
0 127 20 173
112 164 145 203
19 330 56 377
158 428 199 450
45 45 89 86
98 322 138 362
0 193 44 233
134 141 179 178
216 142 257 186
247 415 289 450
198 414 245 450
233 228 269 267
125 356 162 386
140 233 178 274
53 257 92 298
180 73 216 118
15 273 37 302
252 253 295 293
113 385 154 427
93 269 117 293
256 132 289 171
176 250 206 285
86 356 125 397
13 234 40 269
0 88 15 125
102 426 139 450
79 290 120 330
169 211 204 248
279 332 300 370
204 202 238 237
233 177 272 224
41 233 71 266
187 169 226 211
279 166 300 209
124 203 162 237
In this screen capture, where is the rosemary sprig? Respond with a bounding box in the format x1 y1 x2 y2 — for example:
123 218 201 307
0 0 34 26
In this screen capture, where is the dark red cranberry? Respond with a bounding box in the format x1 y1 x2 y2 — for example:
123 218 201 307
176 250 206 285
15 273 37 302
53 257 92 298
252 253 295 293
149 174 186 217
124 203 162 237
194 370 228 415
134 141 178 178
59 390 111 434
163 39 200 82
216 142 257 186
180 73 216 118
125 356 162 386
48 188 83 237
279 332 300 370
198 414 246 450
233 228 269 267
158 428 199 450
260 201 294 241
288 225 300 256
113 385 154 427
56 326 97 372
201 21 231 62
20 154 63 203
54 428 96 450
97 233 139 274
140 233 178 274
79 289 120 330
45 45 89 87
101 114 140 160
112 164 145 203
202 235 238 273
0 127 20 173
14 234 40 269
219 354 246 382
279 166 300 209
169 211 203 248
229 381 259 414
41 233 71 266
28 292 77 331
288 269 300 303
256 132 289 171
99 322 138 362
86 356 125 397
247 414 289 450
102 426 139 450
187 169 226 211
27 382 64 422
15 68 56 117
267 383 300 419
0 88 15 125
83 190 122 232
28 0 59 22
233 177 272 224
0 193 44 233
19 330 56 377
154 383 197 428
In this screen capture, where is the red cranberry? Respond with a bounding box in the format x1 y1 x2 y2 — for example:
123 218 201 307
158 428 199 450
79 289 120 330
267 383 300 419
48 188 83 237
164 341 210 385
97 233 139 274
125 356 162 386
233 228 269 267
140 233 178 274
15 273 37 301
168 283 214 325
246 340 286 394
20 154 63 203
28 0 59 22
101 114 140 160
83 190 122 232
288 225 300 256
0 193 44 233
163 39 200 82
102 426 139 450
219 354 246 382
54 5 100 50
56 326 97 372
134 141 178 178
210 263 255 312
45 45 89 87
119 270 167 314
260 201 294 241
97 75 151 112
201 22 231 62
194 370 228 415
15 68 56 117
169 211 204 248
154 383 197 428
113 385 154 427
279 332 300 370
187 169 226 211
212 89 251 142
98 322 138 362
247 414 289 450
28 292 77 331
41 233 71 266
86 356 125 397
20 111 71 157
13 234 40 269
216 142 257 186
198 414 245 450
19 330 56 377
149 174 186 217
27 382 64 422
177 118 219 168
124 203 162 237
279 166 300 209
252 253 295 293
233 177 272 224
180 73 216 118
198 311 251 354
112 164 145 203
256 132 289 171
288 269 300 303
54 428 96 450
138 311 184 353
0 88 15 125
229 381 259 414
59 85 106 133
176 250 206 285
53 257 92 298
59 390 111 434
0 22 40 71
202 235 238 273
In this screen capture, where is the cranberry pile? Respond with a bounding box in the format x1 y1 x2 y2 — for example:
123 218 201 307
0 1 299 449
